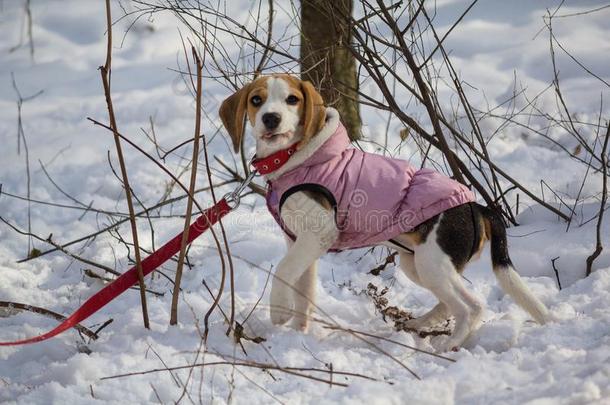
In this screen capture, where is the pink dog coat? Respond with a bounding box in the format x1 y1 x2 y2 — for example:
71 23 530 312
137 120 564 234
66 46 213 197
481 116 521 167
265 119 475 251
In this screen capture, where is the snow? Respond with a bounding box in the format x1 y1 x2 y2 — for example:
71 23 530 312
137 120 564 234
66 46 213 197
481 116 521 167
1 0 610 403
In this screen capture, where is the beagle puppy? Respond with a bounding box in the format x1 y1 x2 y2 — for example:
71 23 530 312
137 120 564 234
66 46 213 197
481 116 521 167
219 74 550 352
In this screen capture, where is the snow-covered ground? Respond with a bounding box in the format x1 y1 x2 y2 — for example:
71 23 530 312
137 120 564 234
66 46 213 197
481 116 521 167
1 0 609 403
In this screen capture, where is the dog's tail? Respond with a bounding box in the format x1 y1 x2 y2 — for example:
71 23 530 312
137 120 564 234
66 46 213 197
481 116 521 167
480 205 550 324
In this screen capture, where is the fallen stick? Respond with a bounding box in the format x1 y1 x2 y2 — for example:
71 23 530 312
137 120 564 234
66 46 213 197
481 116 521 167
0 301 99 341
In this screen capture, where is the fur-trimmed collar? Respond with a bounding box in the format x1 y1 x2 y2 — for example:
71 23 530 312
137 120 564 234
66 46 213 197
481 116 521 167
265 107 341 180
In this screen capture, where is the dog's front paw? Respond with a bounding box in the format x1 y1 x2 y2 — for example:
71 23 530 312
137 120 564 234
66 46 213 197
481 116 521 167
270 307 293 325
270 284 294 325
291 316 310 333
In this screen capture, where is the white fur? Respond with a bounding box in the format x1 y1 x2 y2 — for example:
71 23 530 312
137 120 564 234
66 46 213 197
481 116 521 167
254 77 303 158
286 237 318 332
493 265 550 324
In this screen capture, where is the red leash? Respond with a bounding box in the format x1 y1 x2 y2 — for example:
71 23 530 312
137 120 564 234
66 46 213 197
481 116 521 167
1 144 299 347
0 199 232 346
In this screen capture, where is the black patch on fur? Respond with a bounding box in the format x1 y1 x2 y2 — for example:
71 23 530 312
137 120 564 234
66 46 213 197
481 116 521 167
435 203 480 270
479 204 513 268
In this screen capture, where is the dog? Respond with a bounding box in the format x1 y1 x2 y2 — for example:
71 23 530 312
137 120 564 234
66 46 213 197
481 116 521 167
219 74 550 352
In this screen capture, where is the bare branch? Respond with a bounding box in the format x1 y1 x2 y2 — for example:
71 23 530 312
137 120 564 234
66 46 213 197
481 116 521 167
171 46 203 326
0 301 99 341
586 124 609 276
99 0 149 328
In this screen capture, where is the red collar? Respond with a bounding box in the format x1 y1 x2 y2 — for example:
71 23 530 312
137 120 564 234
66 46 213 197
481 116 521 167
251 143 299 175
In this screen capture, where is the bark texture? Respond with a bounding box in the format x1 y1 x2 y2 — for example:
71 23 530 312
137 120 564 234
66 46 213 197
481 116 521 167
300 0 361 140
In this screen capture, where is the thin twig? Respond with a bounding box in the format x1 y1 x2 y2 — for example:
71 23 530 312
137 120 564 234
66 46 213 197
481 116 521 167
170 46 204 326
319 320 455 363
11 73 42 256
0 215 121 276
15 179 233 264
375 0 464 185
101 358 380 387
99 0 149 328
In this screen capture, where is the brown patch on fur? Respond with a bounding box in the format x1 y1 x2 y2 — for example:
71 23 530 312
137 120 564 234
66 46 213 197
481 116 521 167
298 80 326 146
219 78 264 152
470 215 488 261
483 214 493 241
400 232 423 247
245 78 270 125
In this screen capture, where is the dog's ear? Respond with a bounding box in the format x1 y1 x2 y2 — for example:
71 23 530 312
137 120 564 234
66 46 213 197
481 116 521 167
219 83 251 153
300 80 326 145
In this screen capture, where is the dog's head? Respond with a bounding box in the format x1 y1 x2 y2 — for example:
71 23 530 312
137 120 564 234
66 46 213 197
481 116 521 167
219 74 326 157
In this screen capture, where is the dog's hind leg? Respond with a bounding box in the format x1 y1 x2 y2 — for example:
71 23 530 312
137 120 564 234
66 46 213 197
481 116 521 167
414 225 483 352
398 252 421 285
398 252 448 330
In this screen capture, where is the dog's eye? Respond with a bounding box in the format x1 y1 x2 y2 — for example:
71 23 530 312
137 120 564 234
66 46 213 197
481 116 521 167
286 95 299 105
250 95 263 106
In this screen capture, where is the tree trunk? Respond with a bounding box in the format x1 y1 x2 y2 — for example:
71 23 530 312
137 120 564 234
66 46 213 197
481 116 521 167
300 0 361 140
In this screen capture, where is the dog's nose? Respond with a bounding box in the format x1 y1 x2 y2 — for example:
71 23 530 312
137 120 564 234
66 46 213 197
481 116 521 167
262 113 281 130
